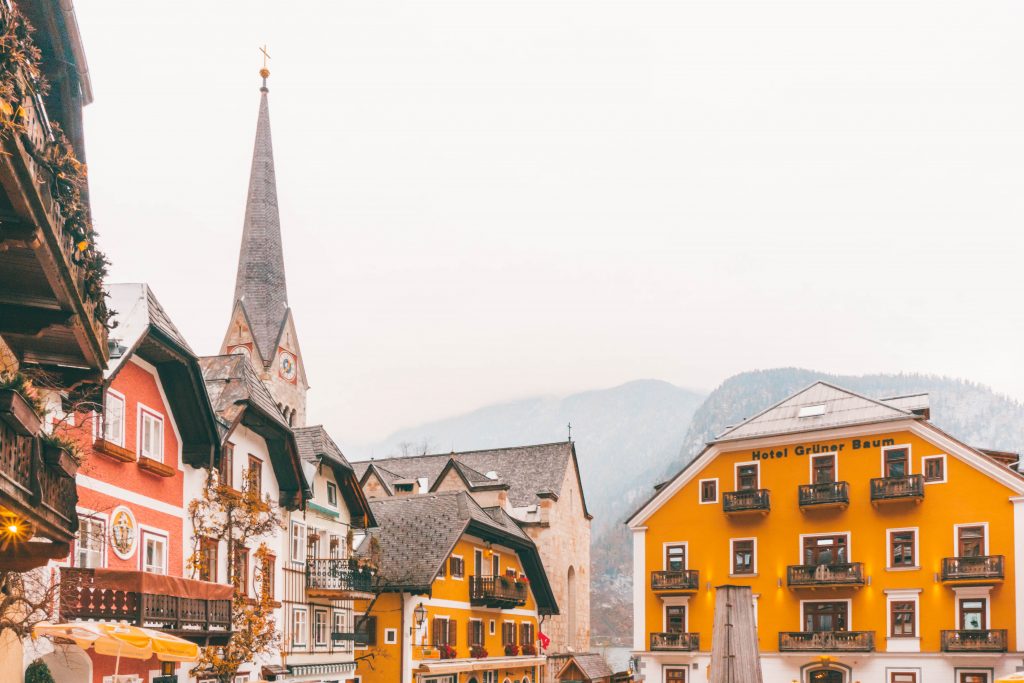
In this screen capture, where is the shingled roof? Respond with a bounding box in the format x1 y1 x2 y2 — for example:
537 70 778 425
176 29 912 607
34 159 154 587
352 441 588 516
555 653 615 681
358 491 558 614
106 283 193 375
295 425 376 528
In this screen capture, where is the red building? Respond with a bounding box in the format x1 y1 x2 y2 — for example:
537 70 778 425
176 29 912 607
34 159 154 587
40 283 229 683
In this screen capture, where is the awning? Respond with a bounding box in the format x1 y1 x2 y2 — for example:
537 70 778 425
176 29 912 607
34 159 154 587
82 568 234 600
416 656 546 675
261 664 290 678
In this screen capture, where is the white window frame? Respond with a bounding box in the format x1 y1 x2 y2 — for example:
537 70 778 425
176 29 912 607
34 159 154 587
326 481 338 507
313 608 329 648
808 451 839 482
662 541 689 570
884 589 921 650
953 587 992 629
800 598 854 630
290 521 307 563
137 403 165 462
886 527 920 570
490 551 501 577
433 615 451 645
880 443 913 476
450 554 465 580
698 478 719 504
489 619 496 636
953 522 990 556
798 531 852 564
885 670 921 683
953 669 992 683
75 511 107 569
661 597 690 632
103 390 126 446
384 628 397 645
734 461 761 490
292 607 308 648
333 609 351 652
922 454 947 484
140 528 168 575
729 537 757 576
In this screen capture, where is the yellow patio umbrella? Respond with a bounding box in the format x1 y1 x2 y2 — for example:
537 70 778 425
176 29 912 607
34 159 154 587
34 622 200 675
996 675 1024 682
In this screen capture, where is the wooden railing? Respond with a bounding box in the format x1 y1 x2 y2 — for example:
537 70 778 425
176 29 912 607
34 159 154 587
798 481 849 507
787 563 865 587
0 421 77 546
306 558 374 594
941 629 1007 652
650 632 700 651
651 569 700 592
941 556 1005 582
59 568 232 645
722 489 770 513
469 575 528 607
870 475 924 501
778 631 874 652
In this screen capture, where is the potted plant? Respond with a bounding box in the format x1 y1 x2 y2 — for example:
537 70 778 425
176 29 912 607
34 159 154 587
437 644 457 659
504 643 520 657
470 645 488 659
0 373 42 436
521 643 538 656
40 433 80 478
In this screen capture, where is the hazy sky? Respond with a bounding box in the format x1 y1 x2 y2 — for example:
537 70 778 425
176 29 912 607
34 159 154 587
76 1 1024 445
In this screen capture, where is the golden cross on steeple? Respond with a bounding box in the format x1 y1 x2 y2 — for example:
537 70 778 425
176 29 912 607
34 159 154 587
259 45 271 70
258 45 271 90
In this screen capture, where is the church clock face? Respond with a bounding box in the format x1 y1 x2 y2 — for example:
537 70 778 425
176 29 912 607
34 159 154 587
279 351 297 382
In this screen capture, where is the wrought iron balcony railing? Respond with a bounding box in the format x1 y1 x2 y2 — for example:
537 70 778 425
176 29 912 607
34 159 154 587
941 629 1007 652
787 563 865 588
798 481 850 508
306 558 375 596
940 555 1005 583
722 489 770 513
650 632 700 651
778 631 874 652
870 475 924 502
650 569 700 592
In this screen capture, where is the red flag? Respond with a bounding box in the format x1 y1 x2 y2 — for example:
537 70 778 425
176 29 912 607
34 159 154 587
538 630 551 649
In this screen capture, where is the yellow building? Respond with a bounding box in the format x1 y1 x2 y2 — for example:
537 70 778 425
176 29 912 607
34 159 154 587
627 382 1024 683
354 491 559 683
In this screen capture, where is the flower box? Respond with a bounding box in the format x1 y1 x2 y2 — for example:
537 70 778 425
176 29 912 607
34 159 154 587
437 644 457 660
94 437 136 463
0 388 41 436
504 644 520 657
42 442 78 479
138 455 175 477
470 645 488 659
521 644 538 656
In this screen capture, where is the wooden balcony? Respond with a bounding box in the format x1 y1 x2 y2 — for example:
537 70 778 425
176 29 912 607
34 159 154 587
469 575 528 608
0 8 108 387
941 629 1008 652
722 489 770 514
870 475 924 504
650 632 700 651
787 563 865 589
778 631 874 652
651 569 700 594
59 567 233 646
306 558 375 599
941 556 1005 585
798 481 850 510
0 418 79 570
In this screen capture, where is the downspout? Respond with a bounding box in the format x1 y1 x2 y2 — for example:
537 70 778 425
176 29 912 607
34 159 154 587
400 591 406 683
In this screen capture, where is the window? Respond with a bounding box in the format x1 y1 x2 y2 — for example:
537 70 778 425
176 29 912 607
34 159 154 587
666 605 686 633
233 544 249 594
220 443 234 488
355 615 377 647
384 628 398 645
307 528 321 559
483 673 497 683
247 455 262 495
395 483 414 493
489 620 496 636
333 611 350 651
292 608 308 647
469 620 484 647
699 479 718 503
474 549 484 576
957 525 986 557
665 670 687 683
76 516 105 568
314 609 328 647
432 616 454 646
890 674 917 683
501 621 517 646
449 556 464 579
665 544 686 571
491 553 500 577
732 539 755 574
889 530 917 567
142 532 167 574
959 674 989 683
199 537 218 582
890 601 916 637
140 409 164 461
804 601 848 632
923 455 945 483
519 622 535 647
959 599 986 630
103 392 125 446
811 454 836 484
803 534 848 565
325 481 338 507
884 447 909 478
290 522 306 563
736 463 759 491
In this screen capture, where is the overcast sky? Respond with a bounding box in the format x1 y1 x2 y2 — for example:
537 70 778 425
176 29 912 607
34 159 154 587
76 1 1024 445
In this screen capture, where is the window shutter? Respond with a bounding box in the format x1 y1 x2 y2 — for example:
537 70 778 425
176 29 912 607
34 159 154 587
520 623 527 646
432 619 441 646
448 619 457 648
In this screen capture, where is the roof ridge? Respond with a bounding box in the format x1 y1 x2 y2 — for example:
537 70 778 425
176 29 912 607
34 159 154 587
351 440 570 464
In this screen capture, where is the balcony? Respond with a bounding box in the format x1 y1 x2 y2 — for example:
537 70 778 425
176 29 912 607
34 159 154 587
798 482 850 510
651 570 700 594
787 563 865 589
469 575 528 608
870 475 924 504
941 556 1005 585
306 558 375 599
778 631 875 652
59 567 233 646
650 632 700 651
0 6 108 387
941 629 1008 653
722 489 770 514
0 417 79 570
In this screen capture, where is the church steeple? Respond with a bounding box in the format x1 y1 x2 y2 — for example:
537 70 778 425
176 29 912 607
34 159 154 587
221 62 308 428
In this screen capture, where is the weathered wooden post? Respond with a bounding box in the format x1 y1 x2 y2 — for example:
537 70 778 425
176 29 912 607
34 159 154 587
709 585 763 683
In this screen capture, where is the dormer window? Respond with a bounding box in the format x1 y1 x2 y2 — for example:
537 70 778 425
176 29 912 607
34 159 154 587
798 404 826 418
395 483 414 493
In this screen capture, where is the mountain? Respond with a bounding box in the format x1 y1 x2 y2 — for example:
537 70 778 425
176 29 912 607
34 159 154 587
590 368 1024 644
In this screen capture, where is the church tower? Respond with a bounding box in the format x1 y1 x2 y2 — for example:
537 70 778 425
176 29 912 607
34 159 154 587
221 64 308 427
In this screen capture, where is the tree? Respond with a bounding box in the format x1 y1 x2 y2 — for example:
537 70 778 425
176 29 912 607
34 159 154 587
187 467 283 683
24 659 55 683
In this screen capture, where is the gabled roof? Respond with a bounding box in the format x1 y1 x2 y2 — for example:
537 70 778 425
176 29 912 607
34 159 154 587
713 381 920 442
104 284 219 467
200 354 309 508
357 491 558 614
294 425 376 528
555 653 614 681
353 441 589 516
428 458 508 493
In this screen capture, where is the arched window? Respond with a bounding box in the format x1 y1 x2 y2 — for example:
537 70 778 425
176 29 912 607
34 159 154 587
567 565 577 648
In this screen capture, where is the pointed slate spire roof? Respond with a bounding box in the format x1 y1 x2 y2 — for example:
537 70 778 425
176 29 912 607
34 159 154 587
232 80 289 364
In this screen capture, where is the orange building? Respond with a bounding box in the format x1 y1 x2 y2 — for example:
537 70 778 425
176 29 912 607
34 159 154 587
627 382 1024 683
353 491 559 683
